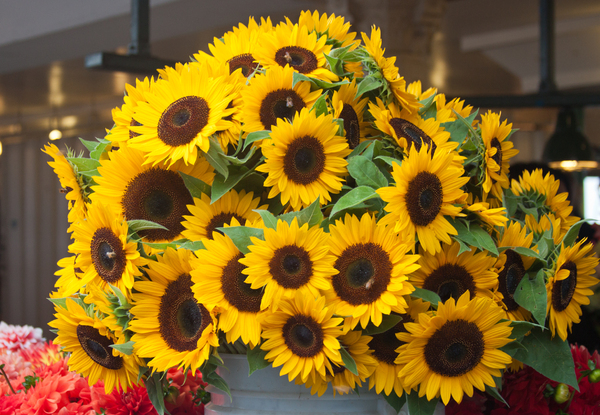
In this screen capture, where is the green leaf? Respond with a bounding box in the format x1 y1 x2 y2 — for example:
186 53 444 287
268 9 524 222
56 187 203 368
291 71 348 89
499 246 545 263
312 92 329 117
90 141 110 160
137 365 149 384
514 269 547 325
374 155 400 167
220 145 258 166
78 169 100 178
406 391 440 415
247 346 270 376
508 320 546 340
218 226 264 254
470 224 499 256
347 156 388 189
562 219 586 247
410 287 441 307
329 186 380 218
205 371 231 400
244 130 271 150
383 391 406 413
110 340 134 355
355 77 383 98
485 383 508 407
500 340 527 357
79 137 101 153
347 139 374 159
108 283 130 308
179 172 211 198
233 172 266 198
339 347 359 376
211 165 254 204
179 240 206 252
513 327 578 389
277 198 323 228
127 220 168 232
362 314 403 335
141 239 187 251
145 372 166 415
204 140 230 179
324 53 345 77
67 157 101 173
48 297 68 309
441 110 478 145
254 210 278 230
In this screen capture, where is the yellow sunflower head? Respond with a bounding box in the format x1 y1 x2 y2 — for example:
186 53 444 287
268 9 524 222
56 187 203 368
332 78 370 149
396 292 513 405
53 255 86 298
407 80 437 101
434 93 473 124
298 10 359 50
377 145 469 253
256 107 351 210
325 213 419 329
129 248 219 373
260 292 344 383
546 240 599 340
240 217 335 311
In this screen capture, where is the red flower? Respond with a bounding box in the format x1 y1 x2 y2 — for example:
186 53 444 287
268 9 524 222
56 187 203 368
0 392 25 415
102 384 158 415
19 371 80 415
446 390 487 415
494 365 552 415
562 344 600 415
165 368 206 415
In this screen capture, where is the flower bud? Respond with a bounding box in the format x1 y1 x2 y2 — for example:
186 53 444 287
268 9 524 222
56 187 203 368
553 383 570 404
589 369 600 384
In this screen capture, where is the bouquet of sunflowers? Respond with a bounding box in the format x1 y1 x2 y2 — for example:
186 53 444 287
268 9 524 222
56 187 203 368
42 9 599 415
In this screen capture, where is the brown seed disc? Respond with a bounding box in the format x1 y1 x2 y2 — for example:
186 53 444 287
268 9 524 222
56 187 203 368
340 103 360 149
282 314 324 357
369 315 412 365
490 138 503 169
389 118 437 154
274 46 318 74
282 135 326 185
205 212 246 239
424 319 484 377
158 274 211 352
76 324 124 370
259 89 306 130
422 263 476 303
90 227 127 284
157 96 209 147
228 53 259 77
497 250 525 311
405 171 443 227
552 260 578 312
122 168 193 242
332 242 393 306
268 244 313 289
221 252 263 313
129 119 142 139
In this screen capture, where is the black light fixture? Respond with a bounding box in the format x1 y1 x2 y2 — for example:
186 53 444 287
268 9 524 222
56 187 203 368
542 107 598 171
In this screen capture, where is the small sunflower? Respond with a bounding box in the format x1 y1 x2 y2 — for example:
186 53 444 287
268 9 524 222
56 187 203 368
91 145 214 243
332 79 370 149
107 77 154 147
525 212 564 242
240 218 335 311
396 293 513 404
181 189 266 242
257 107 351 210
129 63 235 166
240 64 321 132
546 240 599 341
297 10 359 49
69 202 146 294
260 293 344 383
49 298 141 393
325 213 419 329
191 233 264 347
407 80 437 101
254 23 338 82
434 94 473 124
52 255 85 298
129 248 219 373
377 145 469 253
480 111 519 199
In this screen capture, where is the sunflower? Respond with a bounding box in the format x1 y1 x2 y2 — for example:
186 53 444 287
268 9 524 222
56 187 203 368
42 143 88 229
464 201 508 229
49 298 141 393
181 189 266 241
254 23 338 83
325 213 419 329
191 233 264 347
240 64 321 133
107 77 154 147
297 10 359 49
377 145 469 253
407 80 437 101
410 241 497 304
129 248 219 373
434 94 473 124
368 297 430 396
69 202 146 294
257 107 350 210
128 63 235 166
493 222 536 321
52 255 85 298
480 111 519 199
260 292 344 383
240 218 335 311
525 212 563 242
396 293 513 404
368 98 455 154
546 240 599 341
91 145 214 244
332 79 369 149
361 26 420 113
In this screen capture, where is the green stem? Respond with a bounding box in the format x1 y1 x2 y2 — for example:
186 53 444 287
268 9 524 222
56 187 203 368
0 364 16 395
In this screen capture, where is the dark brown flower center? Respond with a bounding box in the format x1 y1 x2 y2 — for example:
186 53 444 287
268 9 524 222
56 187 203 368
389 118 436 154
405 171 443 227
76 325 123 370
122 168 193 242
332 242 393 305
340 103 360 149
552 261 578 312
268 245 313 289
282 314 324 357
490 138 502 169
129 119 141 139
369 316 411 365
422 263 476 303
157 96 209 147
158 274 211 352
205 212 245 239
221 252 263 312
424 319 484 377
282 135 326 185
259 89 305 130
227 53 258 77
275 47 318 74
90 227 127 284
498 250 525 311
